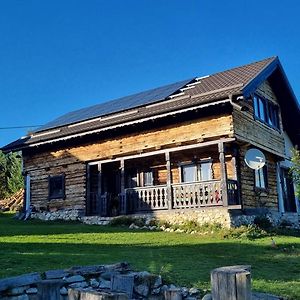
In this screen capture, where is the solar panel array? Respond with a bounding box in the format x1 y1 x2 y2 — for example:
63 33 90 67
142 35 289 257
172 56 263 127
37 78 193 132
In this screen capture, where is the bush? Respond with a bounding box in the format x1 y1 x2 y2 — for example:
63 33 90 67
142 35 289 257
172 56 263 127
253 215 273 230
224 225 268 240
109 216 146 227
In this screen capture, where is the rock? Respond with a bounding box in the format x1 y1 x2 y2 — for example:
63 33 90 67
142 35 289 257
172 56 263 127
7 286 29 295
44 269 68 279
252 292 283 299
69 281 88 289
90 278 100 288
68 265 105 276
134 283 149 297
161 285 169 293
64 275 85 283
100 272 114 280
189 287 200 295
25 287 38 294
153 275 162 288
99 279 111 289
169 284 177 289
181 287 189 297
0 273 41 292
201 293 212 300
152 287 161 295
6 295 29 300
60 287 68 295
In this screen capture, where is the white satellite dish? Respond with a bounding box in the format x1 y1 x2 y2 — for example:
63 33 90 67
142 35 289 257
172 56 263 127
244 148 266 170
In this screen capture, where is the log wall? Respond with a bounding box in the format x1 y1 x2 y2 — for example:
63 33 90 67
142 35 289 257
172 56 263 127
24 114 233 211
233 80 285 157
238 145 278 209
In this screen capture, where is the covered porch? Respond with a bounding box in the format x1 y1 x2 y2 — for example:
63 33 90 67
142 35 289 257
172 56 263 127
86 138 240 216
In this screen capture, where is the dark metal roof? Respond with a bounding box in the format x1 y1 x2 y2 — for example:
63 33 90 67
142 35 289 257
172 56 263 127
4 56 298 152
37 78 194 132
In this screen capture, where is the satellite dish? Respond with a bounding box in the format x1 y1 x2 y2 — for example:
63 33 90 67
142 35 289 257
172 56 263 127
244 148 266 170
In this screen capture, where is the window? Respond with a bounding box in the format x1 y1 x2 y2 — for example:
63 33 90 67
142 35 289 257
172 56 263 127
143 170 153 186
199 161 212 181
182 164 197 182
253 95 280 130
181 161 212 183
254 166 268 190
48 174 65 199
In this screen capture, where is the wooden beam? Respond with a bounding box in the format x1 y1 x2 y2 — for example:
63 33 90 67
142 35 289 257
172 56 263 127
88 137 236 165
165 151 172 210
218 140 228 207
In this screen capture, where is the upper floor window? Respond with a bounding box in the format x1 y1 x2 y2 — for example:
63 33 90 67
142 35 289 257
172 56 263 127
253 95 280 130
181 161 212 183
48 174 65 200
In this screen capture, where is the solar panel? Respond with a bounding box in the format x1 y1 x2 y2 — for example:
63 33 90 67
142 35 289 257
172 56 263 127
37 78 194 132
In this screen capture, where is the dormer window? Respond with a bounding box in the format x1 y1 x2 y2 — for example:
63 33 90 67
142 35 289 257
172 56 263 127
253 95 280 130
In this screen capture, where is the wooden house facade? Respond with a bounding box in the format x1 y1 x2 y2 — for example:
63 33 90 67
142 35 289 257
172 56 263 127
2 57 300 226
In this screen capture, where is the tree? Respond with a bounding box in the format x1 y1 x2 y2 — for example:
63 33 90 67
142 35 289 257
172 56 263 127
0 151 23 199
291 148 300 197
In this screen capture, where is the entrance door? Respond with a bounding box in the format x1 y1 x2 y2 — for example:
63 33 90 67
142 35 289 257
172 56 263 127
280 168 297 212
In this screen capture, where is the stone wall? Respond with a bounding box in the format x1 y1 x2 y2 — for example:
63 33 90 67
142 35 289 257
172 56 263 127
30 207 300 229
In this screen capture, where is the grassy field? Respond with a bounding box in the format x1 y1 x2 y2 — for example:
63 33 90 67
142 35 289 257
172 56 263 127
0 213 299 299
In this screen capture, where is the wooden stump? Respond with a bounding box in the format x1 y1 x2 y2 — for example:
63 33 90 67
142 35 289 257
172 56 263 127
211 265 251 300
37 279 63 300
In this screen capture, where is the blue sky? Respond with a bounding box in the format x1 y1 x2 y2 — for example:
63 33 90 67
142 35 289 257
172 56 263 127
1 0 300 147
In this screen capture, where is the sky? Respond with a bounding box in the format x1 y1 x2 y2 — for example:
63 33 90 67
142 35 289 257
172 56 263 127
1 0 300 147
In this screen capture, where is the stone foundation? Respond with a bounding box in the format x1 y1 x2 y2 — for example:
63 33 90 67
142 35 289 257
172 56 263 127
30 207 300 229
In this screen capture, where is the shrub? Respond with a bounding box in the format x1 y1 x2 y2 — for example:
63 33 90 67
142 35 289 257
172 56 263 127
253 215 273 230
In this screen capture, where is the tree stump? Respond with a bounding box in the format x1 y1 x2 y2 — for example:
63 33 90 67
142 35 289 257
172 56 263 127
211 265 251 300
37 279 63 300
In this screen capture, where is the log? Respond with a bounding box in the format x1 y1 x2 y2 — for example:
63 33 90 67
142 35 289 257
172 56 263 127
36 279 63 300
211 265 251 300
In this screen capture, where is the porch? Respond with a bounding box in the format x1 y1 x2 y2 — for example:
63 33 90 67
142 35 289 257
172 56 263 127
86 138 240 216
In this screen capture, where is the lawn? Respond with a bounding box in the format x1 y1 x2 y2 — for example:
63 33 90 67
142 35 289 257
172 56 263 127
0 213 299 299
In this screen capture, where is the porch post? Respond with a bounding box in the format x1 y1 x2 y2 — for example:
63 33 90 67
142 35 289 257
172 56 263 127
97 163 103 215
120 159 126 214
165 151 173 210
218 141 228 206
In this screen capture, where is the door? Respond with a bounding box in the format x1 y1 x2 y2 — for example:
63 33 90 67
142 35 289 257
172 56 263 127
280 168 297 212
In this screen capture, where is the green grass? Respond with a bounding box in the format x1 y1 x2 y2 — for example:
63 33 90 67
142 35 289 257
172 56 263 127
0 213 299 299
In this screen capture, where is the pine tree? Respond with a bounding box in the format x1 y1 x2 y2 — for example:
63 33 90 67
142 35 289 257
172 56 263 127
0 151 23 199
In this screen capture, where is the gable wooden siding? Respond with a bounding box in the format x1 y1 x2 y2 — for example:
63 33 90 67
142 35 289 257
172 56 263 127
233 80 285 157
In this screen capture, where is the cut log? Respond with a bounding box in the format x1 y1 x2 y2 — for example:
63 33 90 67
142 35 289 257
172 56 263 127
211 265 251 300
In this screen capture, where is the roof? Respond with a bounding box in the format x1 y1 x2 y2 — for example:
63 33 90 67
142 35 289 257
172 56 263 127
3 56 299 151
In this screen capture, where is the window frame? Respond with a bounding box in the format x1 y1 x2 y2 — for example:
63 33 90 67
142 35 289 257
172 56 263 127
180 159 213 183
254 165 268 191
48 174 66 200
253 94 280 131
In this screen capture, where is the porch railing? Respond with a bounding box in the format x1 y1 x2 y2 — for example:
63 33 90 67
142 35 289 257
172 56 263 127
126 185 168 212
172 180 222 209
89 179 239 215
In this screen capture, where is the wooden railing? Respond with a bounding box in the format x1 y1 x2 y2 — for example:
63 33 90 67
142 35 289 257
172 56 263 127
172 180 222 209
89 180 239 215
126 185 168 212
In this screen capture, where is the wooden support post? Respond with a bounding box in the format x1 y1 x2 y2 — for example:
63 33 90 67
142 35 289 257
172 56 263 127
218 141 228 206
211 265 251 300
97 163 102 215
165 151 173 210
120 159 126 214
86 164 91 215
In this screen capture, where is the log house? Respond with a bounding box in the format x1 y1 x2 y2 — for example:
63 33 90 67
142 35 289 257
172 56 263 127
2 57 300 226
